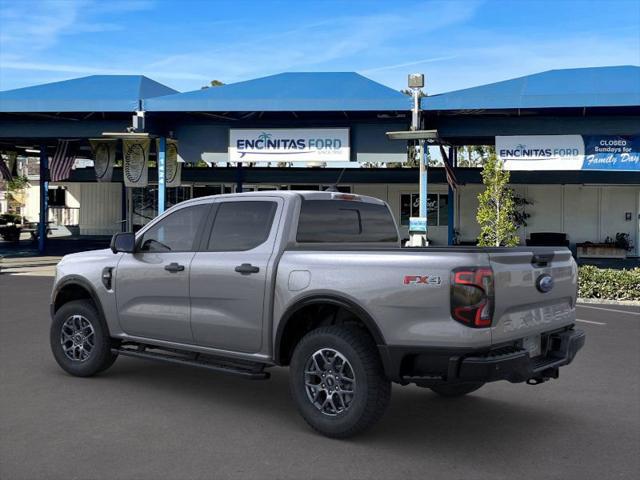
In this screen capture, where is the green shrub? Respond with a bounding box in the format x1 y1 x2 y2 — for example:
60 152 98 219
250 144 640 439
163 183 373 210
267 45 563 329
578 265 640 301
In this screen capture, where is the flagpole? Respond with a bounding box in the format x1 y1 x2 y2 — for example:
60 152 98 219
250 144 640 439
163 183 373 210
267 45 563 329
38 144 48 254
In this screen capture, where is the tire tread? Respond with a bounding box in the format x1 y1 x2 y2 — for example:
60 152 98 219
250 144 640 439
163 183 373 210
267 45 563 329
291 324 391 438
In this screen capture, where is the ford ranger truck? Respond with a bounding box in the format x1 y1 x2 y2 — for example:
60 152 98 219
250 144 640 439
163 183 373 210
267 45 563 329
50 191 585 438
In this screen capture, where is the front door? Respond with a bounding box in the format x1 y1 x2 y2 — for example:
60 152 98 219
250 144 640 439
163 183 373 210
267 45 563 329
190 198 282 353
115 203 210 343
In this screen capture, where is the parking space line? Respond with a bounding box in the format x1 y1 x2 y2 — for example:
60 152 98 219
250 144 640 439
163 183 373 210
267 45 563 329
576 319 607 326
577 304 640 316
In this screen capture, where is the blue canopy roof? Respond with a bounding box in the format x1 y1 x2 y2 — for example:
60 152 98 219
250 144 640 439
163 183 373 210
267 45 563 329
422 66 640 111
145 72 411 112
0 75 178 113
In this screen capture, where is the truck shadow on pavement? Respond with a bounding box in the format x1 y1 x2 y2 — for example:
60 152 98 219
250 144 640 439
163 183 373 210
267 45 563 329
85 356 582 455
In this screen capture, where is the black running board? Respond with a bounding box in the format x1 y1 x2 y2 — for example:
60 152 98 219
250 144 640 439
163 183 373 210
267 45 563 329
112 346 270 380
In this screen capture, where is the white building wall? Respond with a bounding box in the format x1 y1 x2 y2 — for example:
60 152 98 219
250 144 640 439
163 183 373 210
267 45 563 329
23 181 41 222
59 181 639 255
599 186 639 253
64 184 81 208
457 184 483 243
562 186 599 244
78 182 122 235
522 185 564 235
454 183 639 256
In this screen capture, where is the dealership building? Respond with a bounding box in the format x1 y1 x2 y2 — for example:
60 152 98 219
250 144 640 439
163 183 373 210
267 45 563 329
0 66 639 256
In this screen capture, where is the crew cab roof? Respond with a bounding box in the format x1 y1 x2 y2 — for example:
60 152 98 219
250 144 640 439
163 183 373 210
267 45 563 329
180 190 387 206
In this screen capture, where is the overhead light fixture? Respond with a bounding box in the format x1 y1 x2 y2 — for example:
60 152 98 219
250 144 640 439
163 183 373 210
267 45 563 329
386 129 440 141
101 132 151 139
25 148 41 153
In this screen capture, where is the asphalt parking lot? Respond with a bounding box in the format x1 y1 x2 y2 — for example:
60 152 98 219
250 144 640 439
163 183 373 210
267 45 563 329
1 274 638 480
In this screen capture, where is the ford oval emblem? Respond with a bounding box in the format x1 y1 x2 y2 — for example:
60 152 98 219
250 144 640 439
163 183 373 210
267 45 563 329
536 274 554 293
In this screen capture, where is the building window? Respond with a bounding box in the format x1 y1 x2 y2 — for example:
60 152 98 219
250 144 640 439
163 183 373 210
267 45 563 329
132 187 157 230
193 185 222 198
48 188 66 207
400 193 448 227
320 185 351 193
167 186 192 208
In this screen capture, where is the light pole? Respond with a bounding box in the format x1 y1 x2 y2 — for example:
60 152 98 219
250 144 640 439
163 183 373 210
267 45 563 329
408 73 428 247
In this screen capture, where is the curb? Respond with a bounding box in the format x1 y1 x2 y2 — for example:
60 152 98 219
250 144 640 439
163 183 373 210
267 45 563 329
0 262 59 272
577 298 640 307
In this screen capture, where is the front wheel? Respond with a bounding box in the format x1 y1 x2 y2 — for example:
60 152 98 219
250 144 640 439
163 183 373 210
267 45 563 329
50 299 118 377
289 325 391 438
429 382 484 397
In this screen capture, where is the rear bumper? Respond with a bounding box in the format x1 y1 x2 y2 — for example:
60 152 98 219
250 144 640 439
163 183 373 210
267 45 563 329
379 327 585 385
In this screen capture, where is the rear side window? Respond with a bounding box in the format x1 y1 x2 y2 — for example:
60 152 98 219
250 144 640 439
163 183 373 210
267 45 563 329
207 201 277 251
297 200 398 243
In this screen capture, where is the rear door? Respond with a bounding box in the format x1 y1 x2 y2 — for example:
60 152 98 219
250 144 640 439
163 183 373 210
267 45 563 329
115 202 211 343
488 248 577 345
189 197 282 353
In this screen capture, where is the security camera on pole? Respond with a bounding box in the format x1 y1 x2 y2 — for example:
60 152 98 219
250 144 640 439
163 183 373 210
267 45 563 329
408 73 428 247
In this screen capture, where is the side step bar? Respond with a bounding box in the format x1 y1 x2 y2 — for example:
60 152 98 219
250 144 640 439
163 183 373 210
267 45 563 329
112 345 270 380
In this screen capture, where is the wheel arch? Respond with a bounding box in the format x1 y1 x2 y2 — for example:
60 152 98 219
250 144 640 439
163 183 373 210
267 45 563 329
52 276 106 326
274 294 386 366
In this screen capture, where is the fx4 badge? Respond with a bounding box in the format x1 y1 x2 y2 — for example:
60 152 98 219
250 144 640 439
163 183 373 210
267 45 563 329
403 275 442 286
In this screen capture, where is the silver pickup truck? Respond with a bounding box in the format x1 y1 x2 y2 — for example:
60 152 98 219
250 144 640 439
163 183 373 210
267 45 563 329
50 191 585 437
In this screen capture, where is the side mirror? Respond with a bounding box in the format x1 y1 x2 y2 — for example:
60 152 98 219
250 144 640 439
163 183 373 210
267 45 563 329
110 232 136 254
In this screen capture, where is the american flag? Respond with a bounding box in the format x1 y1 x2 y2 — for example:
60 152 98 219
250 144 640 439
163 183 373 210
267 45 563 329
50 140 78 182
439 145 458 190
0 157 12 181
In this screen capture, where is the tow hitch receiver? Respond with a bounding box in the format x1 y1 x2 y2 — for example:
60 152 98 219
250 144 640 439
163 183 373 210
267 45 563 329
526 377 548 385
526 367 560 385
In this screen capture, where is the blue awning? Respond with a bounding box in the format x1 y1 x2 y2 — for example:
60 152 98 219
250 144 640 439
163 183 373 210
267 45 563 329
422 66 640 111
0 75 178 113
145 72 411 112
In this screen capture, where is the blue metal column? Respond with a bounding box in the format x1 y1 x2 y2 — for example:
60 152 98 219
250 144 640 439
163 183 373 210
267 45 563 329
157 137 166 214
447 146 455 245
38 145 48 254
418 141 428 217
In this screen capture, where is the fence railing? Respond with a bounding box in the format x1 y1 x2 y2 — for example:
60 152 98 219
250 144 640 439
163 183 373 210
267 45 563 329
48 207 79 226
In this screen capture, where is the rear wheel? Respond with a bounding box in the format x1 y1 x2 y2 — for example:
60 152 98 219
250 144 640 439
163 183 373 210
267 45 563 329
50 300 118 377
289 325 391 438
429 382 484 397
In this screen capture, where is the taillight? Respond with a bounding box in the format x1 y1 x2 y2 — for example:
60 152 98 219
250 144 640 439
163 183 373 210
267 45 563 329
450 267 494 328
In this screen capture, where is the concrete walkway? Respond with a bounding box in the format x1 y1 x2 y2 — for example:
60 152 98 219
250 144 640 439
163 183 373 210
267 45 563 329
0 256 60 275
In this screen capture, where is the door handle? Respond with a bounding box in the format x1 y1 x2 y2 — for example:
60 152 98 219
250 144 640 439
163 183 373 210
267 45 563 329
164 262 185 273
234 263 260 275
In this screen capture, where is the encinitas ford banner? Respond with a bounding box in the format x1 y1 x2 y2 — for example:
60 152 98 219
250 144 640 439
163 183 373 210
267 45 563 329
497 135 640 171
496 135 584 170
229 128 350 162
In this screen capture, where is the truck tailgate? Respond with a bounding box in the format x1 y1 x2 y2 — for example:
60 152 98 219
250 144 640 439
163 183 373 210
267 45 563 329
489 248 577 345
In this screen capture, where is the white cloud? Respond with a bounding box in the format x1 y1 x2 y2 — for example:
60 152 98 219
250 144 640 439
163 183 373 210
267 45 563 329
360 56 459 74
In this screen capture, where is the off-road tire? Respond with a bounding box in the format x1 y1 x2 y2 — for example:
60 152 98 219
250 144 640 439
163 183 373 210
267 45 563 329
289 325 391 438
50 299 118 377
429 382 484 397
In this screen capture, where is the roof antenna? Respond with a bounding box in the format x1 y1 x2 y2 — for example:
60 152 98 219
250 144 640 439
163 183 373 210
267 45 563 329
324 167 346 192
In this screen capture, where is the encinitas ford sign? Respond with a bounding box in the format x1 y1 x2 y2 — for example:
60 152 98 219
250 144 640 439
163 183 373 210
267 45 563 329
497 135 584 170
229 128 350 162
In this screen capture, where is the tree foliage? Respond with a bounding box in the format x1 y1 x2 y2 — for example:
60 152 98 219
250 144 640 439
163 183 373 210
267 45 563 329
476 153 519 247
457 145 495 167
201 79 225 89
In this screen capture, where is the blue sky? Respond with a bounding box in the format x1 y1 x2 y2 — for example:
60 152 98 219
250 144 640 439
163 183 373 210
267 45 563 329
0 0 638 94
